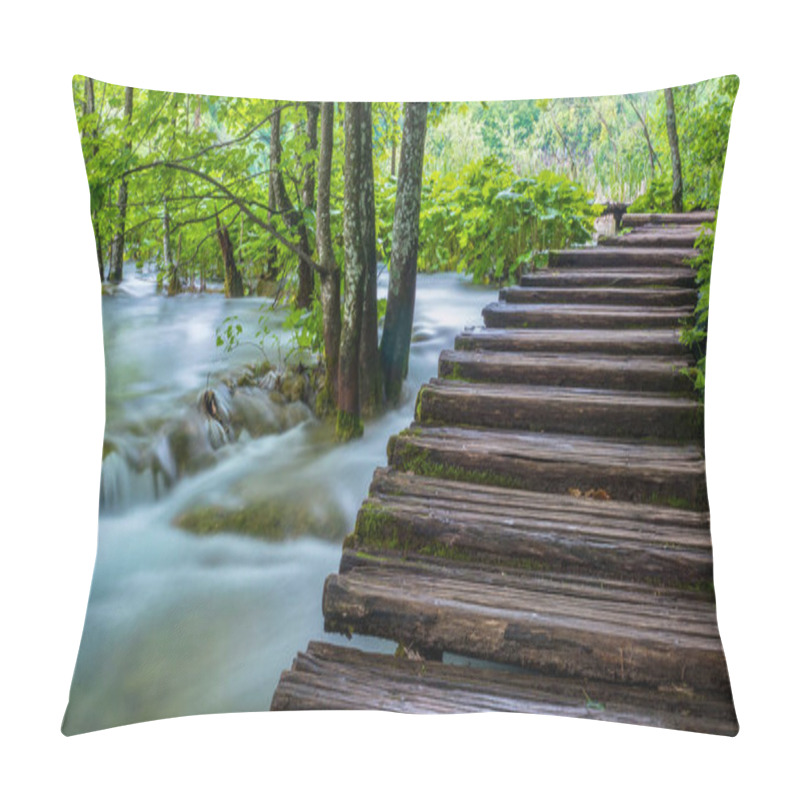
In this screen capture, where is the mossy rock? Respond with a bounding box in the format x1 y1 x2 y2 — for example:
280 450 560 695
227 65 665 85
173 497 347 542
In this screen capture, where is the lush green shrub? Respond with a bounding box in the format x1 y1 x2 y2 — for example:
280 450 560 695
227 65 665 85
417 156 599 283
680 222 715 397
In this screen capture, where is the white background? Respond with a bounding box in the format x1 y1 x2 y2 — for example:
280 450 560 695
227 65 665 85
3 1 797 797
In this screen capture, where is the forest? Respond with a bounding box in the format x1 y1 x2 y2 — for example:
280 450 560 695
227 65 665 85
74 75 738 436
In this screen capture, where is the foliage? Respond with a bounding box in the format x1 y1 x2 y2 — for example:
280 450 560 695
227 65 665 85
680 222 715 397
628 76 739 211
417 156 599 283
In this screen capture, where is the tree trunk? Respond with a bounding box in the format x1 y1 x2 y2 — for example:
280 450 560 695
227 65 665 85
316 102 341 412
664 88 683 213
337 102 373 440
626 95 659 178
358 103 382 415
84 77 105 281
109 86 134 283
294 103 319 310
380 103 428 405
163 200 180 296
216 213 244 298
269 106 314 310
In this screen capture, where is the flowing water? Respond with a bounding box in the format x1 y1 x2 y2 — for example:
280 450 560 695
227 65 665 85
62 263 497 734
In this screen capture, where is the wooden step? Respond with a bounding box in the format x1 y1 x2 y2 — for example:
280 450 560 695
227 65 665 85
271 641 738 735
354 468 713 585
439 349 694 394
322 555 732 693
599 230 702 249
550 247 697 268
500 285 698 307
388 425 708 509
621 211 715 228
417 380 702 440
521 267 697 289
455 328 688 357
482 302 693 330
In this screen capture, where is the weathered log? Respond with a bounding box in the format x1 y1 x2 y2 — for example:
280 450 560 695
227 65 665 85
416 380 702 441
354 469 713 585
599 230 705 249
270 642 738 736
521 267 697 289
322 555 731 692
482 302 694 330
369 468 710 530
621 212 715 228
500 285 698 308
550 247 697 268
439 349 694 394
455 328 687 357
388 425 709 509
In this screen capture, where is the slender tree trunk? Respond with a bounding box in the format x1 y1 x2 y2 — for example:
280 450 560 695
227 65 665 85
358 103 382 414
109 86 134 283
336 102 373 440
626 95 659 178
316 102 341 412
84 77 105 281
380 103 428 405
664 88 683 213
266 108 283 276
269 105 315 309
163 199 181 296
215 213 244 298
294 103 319 310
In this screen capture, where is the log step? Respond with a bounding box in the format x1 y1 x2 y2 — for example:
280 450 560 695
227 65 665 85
550 247 697 268
388 425 709 509
455 328 688 357
271 641 738 736
500 285 698 307
417 379 702 441
353 468 713 585
621 212 715 228
322 554 732 693
482 302 694 330
598 231 702 249
521 268 697 289
439 349 694 394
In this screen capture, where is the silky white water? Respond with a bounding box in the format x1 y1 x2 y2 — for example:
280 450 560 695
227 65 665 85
62 264 496 734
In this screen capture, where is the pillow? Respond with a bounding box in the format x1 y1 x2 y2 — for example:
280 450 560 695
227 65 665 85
63 76 738 736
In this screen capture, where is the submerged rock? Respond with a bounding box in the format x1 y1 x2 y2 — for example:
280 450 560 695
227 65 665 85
173 496 347 542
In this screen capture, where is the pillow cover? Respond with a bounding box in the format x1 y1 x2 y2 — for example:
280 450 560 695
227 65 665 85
63 76 738 736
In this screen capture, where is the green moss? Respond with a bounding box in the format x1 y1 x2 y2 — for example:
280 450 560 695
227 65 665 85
174 499 347 541
392 441 526 490
336 410 364 442
414 387 429 421
351 505 545 571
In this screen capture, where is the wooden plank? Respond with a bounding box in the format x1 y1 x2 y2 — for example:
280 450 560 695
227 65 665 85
482 302 694 330
322 555 732 692
271 642 738 736
439 349 695 394
500 285 698 307
598 229 706 249
455 328 688 357
550 247 697 268
354 469 713 585
521 267 697 289
621 211 715 228
369 469 711 531
417 380 702 441
388 425 709 509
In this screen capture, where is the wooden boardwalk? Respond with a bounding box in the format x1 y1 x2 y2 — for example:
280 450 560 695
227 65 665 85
271 211 738 735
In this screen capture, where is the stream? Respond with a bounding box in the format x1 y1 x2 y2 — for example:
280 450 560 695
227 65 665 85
62 262 497 734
